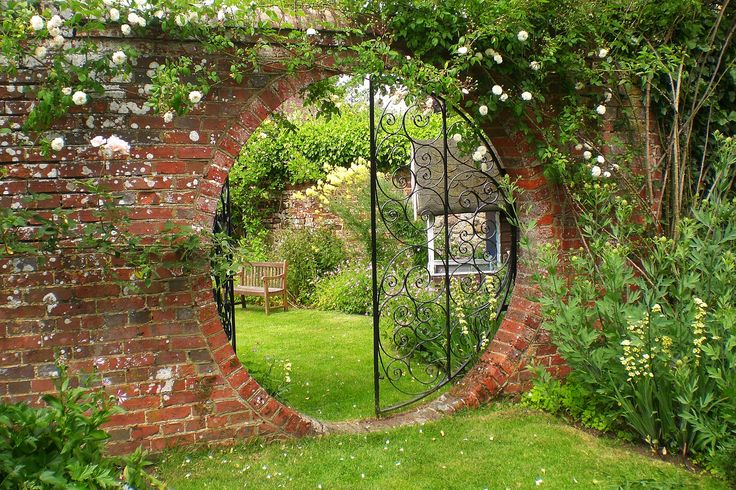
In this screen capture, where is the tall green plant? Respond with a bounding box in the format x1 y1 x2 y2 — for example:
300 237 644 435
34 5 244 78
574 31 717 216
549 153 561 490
534 134 736 474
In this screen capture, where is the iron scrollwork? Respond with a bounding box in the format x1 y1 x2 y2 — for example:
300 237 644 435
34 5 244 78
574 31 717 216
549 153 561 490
370 78 517 416
212 177 236 351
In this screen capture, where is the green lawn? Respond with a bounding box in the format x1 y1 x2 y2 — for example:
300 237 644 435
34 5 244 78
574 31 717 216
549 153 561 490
235 307 392 420
156 405 726 489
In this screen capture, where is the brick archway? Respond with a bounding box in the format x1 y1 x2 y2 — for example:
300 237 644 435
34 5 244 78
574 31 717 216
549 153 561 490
0 35 568 453
188 70 568 433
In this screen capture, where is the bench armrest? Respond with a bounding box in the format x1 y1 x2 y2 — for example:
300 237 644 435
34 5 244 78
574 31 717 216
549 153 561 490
261 273 285 281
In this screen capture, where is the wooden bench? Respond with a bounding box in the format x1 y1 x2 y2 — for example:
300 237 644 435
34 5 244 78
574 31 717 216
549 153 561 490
234 261 288 315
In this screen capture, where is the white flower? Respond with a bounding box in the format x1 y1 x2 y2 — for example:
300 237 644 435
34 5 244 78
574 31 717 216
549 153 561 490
477 145 487 155
175 14 188 26
479 105 488 116
492 85 503 96
121 24 131 35
485 48 496 57
102 135 130 157
574 144 583 151
597 155 605 164
48 26 61 37
188 90 203 104
461 88 469 95
306 28 318 36
30 15 45 31
72 91 88 106
452 133 462 143
90 136 107 147
598 48 609 58
493 54 503 64
48 15 63 29
34 46 47 58
596 105 606 115
583 150 592 160
62 87 72 96
112 50 127 65
50 137 64 151
603 171 611 178
530 61 541 71
521 91 533 101
499 93 508 102
155 10 165 19
591 165 602 177
458 46 469 55
50 35 65 48
517 30 529 42
604 90 613 102
472 151 483 162
475 52 483 60
163 111 174 123
575 81 584 90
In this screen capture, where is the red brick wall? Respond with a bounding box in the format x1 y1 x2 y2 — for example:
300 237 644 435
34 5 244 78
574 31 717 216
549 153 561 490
0 32 648 452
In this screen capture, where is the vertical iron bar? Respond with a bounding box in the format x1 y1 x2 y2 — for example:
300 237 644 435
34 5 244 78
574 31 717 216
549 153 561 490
225 177 236 353
369 77 381 417
440 96 452 380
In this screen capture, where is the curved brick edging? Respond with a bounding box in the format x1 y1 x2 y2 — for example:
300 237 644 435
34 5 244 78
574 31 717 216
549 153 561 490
0 32 572 453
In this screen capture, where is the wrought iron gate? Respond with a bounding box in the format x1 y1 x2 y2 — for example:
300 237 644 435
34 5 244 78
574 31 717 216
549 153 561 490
369 78 517 416
212 176 236 351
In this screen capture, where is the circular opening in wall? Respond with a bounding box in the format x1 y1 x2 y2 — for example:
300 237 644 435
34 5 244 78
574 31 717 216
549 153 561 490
210 75 517 422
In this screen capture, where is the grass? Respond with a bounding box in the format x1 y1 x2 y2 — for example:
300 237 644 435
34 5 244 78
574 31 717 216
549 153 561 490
155 405 727 489
235 307 400 420
235 306 448 421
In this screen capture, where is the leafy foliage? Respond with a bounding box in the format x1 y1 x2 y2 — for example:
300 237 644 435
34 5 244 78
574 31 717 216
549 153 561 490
313 260 373 315
0 363 164 489
270 227 346 304
533 136 736 478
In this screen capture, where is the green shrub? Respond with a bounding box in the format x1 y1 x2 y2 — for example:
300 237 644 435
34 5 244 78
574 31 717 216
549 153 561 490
314 261 373 315
534 135 736 474
271 227 346 304
522 368 618 433
0 363 163 490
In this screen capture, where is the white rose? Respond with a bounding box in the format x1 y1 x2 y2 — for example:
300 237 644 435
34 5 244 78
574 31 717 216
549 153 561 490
47 26 61 37
477 145 487 155
479 105 488 116
574 144 583 151
62 87 72 96
591 165 602 178
598 48 609 58
50 137 64 151
603 171 612 178
121 24 131 35
111 50 127 65
452 133 462 143
175 14 187 26
90 136 107 147
306 28 318 36
109 8 120 21
493 54 503 64
492 85 503 96
128 13 139 24
188 90 203 103
30 15 45 31
458 46 469 55
530 61 541 71
583 151 592 160
597 155 605 164
472 151 483 162
155 10 165 19
103 135 131 157
521 91 533 101
596 105 606 115
50 35 65 48
475 52 483 60
485 48 496 57
48 15 63 29
34 46 47 58
135 0 148 7
517 30 529 42
499 93 508 102
72 91 88 106
163 111 174 123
